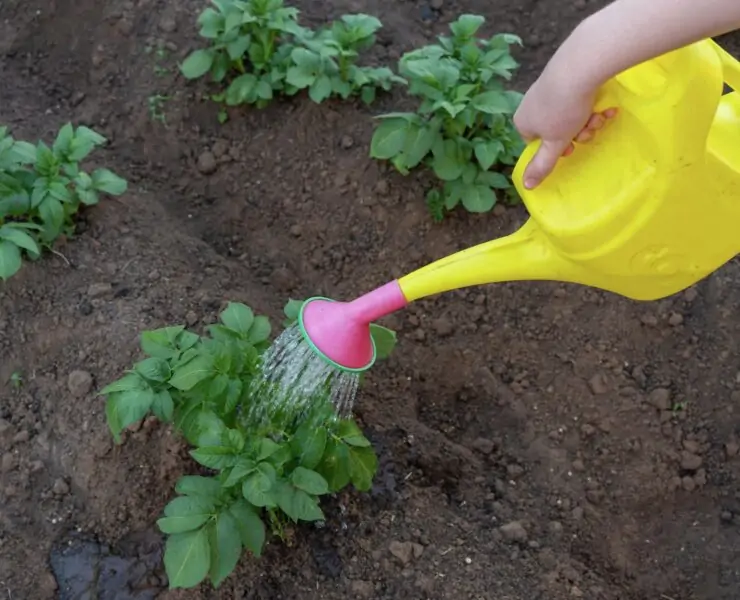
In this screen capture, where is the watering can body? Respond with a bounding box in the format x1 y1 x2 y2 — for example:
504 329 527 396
397 38 740 303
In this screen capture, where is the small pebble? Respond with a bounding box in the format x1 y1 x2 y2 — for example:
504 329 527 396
68 370 93 398
52 478 70 496
668 312 684 326
500 521 528 543
680 451 703 471
87 282 112 298
648 388 671 411
197 151 218 175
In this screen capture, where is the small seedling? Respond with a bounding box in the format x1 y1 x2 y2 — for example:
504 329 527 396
179 0 403 110
148 94 170 124
0 124 127 280
100 299 397 590
370 15 524 219
9 371 23 388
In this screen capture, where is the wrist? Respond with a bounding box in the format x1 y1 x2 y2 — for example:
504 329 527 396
547 13 616 99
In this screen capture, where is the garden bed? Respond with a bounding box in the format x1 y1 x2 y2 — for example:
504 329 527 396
1 0 739 598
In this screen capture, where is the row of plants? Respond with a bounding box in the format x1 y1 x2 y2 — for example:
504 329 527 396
99 299 397 589
0 124 127 280
179 1 525 220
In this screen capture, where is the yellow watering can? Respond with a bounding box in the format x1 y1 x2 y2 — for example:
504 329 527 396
299 38 740 372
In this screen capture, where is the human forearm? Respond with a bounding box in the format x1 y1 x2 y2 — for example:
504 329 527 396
549 0 740 95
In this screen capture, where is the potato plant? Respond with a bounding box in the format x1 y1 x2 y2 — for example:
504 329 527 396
369 15 525 220
0 124 127 281
179 0 403 112
100 300 396 590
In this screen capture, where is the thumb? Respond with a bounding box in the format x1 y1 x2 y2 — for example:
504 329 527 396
523 139 570 190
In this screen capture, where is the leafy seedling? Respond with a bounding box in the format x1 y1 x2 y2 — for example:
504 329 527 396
0 124 127 280
100 299 397 589
284 14 405 104
370 15 525 219
148 94 170 124
179 1 403 110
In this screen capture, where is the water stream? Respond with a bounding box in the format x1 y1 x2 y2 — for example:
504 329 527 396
245 325 360 430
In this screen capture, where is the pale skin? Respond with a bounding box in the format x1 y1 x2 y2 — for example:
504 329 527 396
515 0 740 189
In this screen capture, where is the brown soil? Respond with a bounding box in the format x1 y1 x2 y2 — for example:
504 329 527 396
1 0 740 599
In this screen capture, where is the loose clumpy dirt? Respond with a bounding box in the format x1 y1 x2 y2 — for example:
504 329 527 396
1 0 740 598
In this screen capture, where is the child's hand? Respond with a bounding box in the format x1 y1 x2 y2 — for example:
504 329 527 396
514 72 617 190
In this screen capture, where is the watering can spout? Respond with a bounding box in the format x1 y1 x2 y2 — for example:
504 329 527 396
397 221 578 302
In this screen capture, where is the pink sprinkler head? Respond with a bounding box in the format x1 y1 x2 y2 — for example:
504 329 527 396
298 281 408 372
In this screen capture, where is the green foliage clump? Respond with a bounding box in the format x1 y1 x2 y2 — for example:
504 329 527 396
179 0 404 111
369 15 525 220
0 124 127 280
100 300 396 589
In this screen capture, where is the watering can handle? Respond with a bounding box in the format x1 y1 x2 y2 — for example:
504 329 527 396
587 39 726 154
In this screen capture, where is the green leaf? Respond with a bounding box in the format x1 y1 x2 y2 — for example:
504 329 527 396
370 118 408 160
224 379 243 413
477 170 511 189
283 298 303 324
471 91 513 115
223 458 257 487
275 482 324 522
290 424 326 469
401 123 438 169
338 420 372 448
461 184 496 213
431 138 464 181
53 123 75 155
256 438 281 461
10 141 37 163
78 189 99 206
164 528 211 589
105 388 155 442
369 324 396 360
208 511 242 587
175 475 223 498
134 357 171 382
290 467 329 495
360 85 376 105
158 496 215 534
181 409 228 447
181 49 215 79
99 373 143 396
248 315 271 344
348 445 378 492
255 79 273 101
0 240 21 281
170 353 214 391
426 188 446 222
91 168 127 195
316 439 351 491
228 499 265 557
220 302 254 335
285 66 316 89
140 326 186 358
309 74 333 103
226 36 251 60
242 469 274 508
474 140 503 170
152 389 174 421
190 446 237 470
75 126 107 147
38 196 64 238
225 74 258 105
450 14 486 39
0 226 39 256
